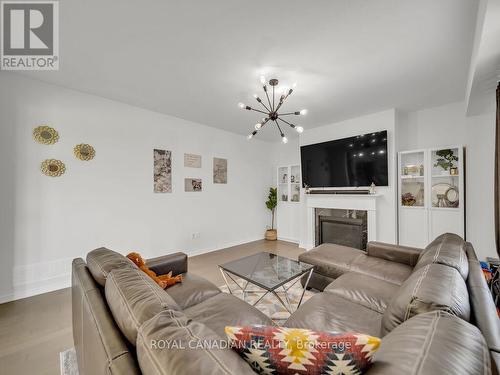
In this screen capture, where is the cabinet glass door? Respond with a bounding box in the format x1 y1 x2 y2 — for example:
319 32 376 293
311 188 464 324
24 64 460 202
400 151 425 207
290 165 301 202
430 148 460 208
278 167 289 202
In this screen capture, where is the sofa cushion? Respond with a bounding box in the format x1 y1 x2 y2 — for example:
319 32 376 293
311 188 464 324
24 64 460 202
299 243 412 286
165 273 221 309
284 293 383 337
369 311 491 375
414 232 468 279
349 255 413 285
86 247 136 286
381 263 470 335
226 325 380 375
183 293 273 338
324 273 400 313
299 243 365 280
136 309 256 375
105 267 180 345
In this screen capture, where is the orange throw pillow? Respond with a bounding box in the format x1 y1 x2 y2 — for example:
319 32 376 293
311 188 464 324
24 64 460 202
126 252 182 289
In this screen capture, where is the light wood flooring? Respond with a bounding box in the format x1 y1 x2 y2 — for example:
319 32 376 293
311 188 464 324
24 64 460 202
0 239 303 375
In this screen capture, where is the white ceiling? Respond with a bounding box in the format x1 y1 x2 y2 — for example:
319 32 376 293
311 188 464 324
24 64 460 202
17 0 480 141
466 0 500 115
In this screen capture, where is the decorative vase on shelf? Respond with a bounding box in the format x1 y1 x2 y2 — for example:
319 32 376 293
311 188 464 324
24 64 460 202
436 194 447 207
416 188 424 206
369 182 376 195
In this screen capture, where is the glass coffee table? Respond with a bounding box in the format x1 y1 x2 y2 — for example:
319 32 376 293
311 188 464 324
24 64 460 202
218 252 314 314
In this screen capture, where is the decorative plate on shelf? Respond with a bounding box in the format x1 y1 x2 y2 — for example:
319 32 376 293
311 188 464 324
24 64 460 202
445 186 459 207
73 143 95 161
33 125 59 145
41 159 66 177
431 183 458 207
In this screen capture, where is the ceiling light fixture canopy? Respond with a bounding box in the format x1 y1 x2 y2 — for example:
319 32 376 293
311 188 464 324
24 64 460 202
239 77 306 143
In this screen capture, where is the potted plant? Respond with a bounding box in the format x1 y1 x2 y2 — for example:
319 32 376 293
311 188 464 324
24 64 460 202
434 149 458 172
265 187 278 241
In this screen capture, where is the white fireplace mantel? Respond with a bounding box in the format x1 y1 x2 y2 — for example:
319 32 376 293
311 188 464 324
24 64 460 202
303 193 381 250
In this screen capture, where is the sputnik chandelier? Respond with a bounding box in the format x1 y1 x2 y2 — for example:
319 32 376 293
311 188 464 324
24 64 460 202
239 76 307 143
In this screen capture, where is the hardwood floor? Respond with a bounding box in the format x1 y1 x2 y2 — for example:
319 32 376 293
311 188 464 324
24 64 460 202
0 239 303 375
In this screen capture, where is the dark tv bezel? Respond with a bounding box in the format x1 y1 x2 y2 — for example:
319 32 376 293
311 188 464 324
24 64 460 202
300 130 389 188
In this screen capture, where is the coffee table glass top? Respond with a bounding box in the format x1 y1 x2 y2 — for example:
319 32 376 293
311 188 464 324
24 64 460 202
219 252 313 290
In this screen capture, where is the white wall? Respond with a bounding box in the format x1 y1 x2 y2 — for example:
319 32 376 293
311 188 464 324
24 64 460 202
0 73 273 303
398 101 496 260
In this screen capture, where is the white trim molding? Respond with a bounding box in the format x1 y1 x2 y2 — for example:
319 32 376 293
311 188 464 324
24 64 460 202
302 193 381 250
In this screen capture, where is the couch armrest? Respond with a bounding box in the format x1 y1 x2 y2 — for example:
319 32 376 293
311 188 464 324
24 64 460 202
366 242 422 267
146 252 188 276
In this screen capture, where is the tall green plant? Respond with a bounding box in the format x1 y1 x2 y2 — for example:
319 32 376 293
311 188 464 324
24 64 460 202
265 187 277 230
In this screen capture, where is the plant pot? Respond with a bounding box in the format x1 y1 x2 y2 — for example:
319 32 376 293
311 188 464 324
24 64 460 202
265 229 277 241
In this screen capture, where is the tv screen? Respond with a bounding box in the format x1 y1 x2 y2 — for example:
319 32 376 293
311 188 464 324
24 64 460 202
301 131 388 188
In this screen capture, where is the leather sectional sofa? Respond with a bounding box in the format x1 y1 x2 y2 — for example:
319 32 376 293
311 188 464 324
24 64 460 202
72 233 499 374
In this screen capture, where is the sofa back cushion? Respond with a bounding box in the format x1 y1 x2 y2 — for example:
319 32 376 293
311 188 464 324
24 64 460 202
105 267 180 345
86 247 136 286
369 311 490 375
414 233 468 279
381 263 470 335
72 259 141 375
136 309 257 375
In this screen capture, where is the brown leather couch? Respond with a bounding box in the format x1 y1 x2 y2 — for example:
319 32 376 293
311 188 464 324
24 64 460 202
295 233 500 373
72 234 499 374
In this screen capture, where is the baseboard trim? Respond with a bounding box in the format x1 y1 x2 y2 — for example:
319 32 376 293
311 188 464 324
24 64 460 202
299 241 315 251
0 274 70 304
187 236 264 257
0 236 266 304
277 236 299 244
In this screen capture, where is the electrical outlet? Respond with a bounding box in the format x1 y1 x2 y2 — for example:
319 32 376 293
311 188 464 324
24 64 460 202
191 232 201 239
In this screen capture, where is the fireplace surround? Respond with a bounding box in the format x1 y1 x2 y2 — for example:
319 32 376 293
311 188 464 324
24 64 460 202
315 208 368 249
303 192 380 250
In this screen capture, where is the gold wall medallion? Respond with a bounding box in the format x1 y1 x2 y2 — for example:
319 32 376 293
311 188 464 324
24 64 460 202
73 144 95 161
33 126 59 145
41 159 66 177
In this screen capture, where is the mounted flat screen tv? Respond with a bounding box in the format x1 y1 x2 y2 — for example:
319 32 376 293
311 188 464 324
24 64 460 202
301 131 388 188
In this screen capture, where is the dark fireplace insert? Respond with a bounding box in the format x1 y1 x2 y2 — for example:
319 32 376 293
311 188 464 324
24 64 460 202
315 208 368 250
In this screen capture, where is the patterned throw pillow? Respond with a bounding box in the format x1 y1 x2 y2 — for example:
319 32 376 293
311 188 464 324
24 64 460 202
225 325 380 375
